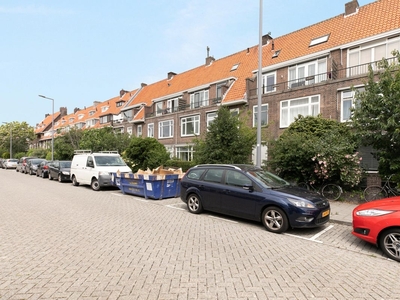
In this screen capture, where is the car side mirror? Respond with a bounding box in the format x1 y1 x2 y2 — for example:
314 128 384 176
243 184 254 192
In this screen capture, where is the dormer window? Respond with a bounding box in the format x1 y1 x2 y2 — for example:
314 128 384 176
230 63 239 71
309 34 330 47
272 50 281 58
78 114 84 119
89 110 95 116
101 106 109 112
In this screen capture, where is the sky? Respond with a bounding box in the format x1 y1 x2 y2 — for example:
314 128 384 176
0 0 374 127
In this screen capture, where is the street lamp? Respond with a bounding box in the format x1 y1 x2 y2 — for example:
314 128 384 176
2 122 12 158
39 95 54 160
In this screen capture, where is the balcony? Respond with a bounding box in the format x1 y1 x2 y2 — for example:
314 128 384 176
249 56 398 97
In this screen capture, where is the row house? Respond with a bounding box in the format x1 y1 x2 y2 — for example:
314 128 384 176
33 0 400 172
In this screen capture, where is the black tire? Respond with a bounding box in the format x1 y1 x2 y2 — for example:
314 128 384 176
58 174 62 182
72 176 79 186
29 169 33 176
41 172 45 178
322 184 342 201
187 194 203 214
91 178 100 191
261 206 289 233
378 228 400 262
364 186 387 202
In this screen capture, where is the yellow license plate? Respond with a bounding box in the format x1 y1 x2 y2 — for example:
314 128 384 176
322 209 330 218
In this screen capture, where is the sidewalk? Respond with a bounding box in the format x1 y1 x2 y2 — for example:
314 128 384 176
329 201 358 226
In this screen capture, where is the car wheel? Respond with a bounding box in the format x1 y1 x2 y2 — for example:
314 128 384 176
262 206 289 233
91 178 100 191
72 176 79 186
41 172 45 178
379 228 400 262
29 169 33 175
58 174 62 182
187 194 203 214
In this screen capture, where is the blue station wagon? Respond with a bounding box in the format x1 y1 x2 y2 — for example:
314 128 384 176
180 164 330 233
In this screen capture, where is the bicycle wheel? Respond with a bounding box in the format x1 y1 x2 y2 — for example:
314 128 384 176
297 182 309 190
363 186 387 202
321 184 342 201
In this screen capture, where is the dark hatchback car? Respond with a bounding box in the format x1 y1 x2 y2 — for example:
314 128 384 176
180 164 330 233
48 160 72 182
36 160 51 178
26 158 46 175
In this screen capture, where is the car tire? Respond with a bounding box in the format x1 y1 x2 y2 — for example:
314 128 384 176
378 228 400 262
262 206 289 233
41 172 45 178
29 169 33 175
72 176 79 186
187 194 203 214
58 174 62 182
91 178 100 191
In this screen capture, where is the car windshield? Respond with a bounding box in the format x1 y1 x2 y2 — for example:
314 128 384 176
31 159 44 164
247 169 290 189
9 159 18 162
60 161 71 168
94 156 127 166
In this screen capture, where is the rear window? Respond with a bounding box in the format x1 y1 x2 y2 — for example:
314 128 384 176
187 169 206 180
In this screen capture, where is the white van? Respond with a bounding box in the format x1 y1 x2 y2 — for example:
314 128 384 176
70 150 132 191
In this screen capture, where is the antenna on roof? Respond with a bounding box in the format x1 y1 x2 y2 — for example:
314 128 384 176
207 46 210 57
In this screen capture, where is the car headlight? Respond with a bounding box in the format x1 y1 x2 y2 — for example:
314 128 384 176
62 171 70 175
287 198 316 208
356 209 395 216
99 171 110 175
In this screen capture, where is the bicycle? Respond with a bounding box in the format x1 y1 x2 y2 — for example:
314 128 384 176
363 174 400 201
297 181 343 201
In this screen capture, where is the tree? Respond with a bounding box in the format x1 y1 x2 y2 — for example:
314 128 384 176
124 137 170 172
351 50 400 177
0 121 34 158
193 106 256 164
268 115 362 187
79 127 130 153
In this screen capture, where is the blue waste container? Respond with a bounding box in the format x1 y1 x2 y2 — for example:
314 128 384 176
139 174 180 199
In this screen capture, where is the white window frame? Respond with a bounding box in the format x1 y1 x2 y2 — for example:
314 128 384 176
167 98 179 113
206 112 217 129
127 127 132 136
156 102 163 116
158 120 174 139
175 145 194 161
190 90 209 109
288 58 327 88
262 72 276 93
341 87 365 122
181 115 200 137
137 125 142 137
253 104 268 127
280 95 320 128
147 123 154 138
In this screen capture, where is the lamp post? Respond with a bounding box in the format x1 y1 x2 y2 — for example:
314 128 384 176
256 0 263 167
39 95 54 161
2 122 12 158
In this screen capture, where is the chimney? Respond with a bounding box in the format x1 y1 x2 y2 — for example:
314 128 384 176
168 72 177 80
205 46 215 66
74 107 80 113
93 101 101 106
141 83 147 88
262 33 273 46
45 113 49 118
60 107 67 117
120 89 129 97
345 0 359 16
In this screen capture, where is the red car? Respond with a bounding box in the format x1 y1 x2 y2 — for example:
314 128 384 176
352 196 400 262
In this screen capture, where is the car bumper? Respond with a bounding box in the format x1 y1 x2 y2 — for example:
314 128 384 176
352 216 379 245
289 207 331 228
99 174 113 186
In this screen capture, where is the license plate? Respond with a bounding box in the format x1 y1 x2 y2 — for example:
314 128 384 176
322 209 330 218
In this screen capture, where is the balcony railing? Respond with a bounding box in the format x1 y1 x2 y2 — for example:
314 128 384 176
249 56 398 97
145 97 222 118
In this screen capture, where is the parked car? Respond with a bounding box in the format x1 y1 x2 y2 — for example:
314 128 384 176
0 158 5 169
25 158 46 175
180 164 331 233
48 160 72 182
352 197 400 262
4 158 18 169
16 157 34 173
36 160 51 178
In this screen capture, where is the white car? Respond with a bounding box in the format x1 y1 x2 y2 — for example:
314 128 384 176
4 159 18 169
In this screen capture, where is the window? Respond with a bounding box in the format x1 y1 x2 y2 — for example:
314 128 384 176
136 125 142 137
253 104 268 127
89 110 95 116
207 112 217 128
176 146 194 161
190 90 209 109
262 72 276 93
341 87 364 122
309 34 330 47
156 102 163 116
217 82 226 100
167 98 179 113
288 58 327 87
116 101 124 107
158 120 173 138
203 169 224 184
225 170 252 187
230 63 239 71
348 37 400 76
230 108 239 117
100 116 108 124
101 106 108 112
280 95 320 128
181 115 200 136
127 127 132 136
147 123 154 138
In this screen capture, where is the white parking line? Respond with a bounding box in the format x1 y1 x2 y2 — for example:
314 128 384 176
284 225 334 244
208 216 238 223
166 204 185 210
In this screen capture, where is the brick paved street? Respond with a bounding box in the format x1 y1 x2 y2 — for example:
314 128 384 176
0 169 398 299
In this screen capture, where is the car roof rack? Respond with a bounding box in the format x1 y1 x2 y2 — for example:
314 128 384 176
74 150 92 154
98 151 119 154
